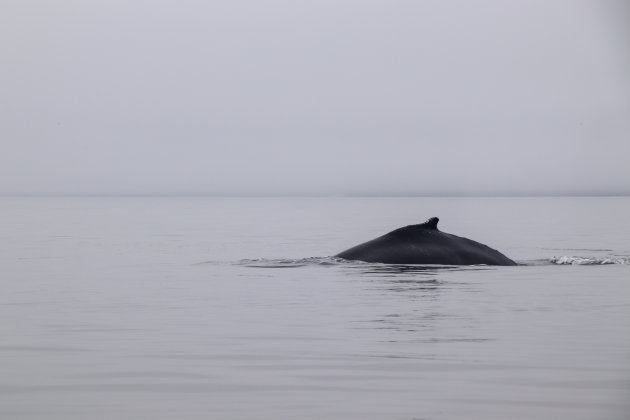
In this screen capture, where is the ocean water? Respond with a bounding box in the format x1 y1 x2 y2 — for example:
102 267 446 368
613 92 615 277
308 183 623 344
1 196 629 420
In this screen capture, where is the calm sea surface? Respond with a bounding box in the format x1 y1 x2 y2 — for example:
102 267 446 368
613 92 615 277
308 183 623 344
1 197 629 420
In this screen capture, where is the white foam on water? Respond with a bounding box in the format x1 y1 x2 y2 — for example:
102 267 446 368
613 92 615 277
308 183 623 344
550 256 630 265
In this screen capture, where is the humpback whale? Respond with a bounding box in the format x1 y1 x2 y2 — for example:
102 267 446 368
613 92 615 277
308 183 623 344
335 217 516 266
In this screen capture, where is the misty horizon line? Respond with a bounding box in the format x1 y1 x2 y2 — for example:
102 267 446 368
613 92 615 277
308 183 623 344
2 191 629 198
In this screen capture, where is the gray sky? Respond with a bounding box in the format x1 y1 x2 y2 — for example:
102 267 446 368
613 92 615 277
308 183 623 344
2 0 629 196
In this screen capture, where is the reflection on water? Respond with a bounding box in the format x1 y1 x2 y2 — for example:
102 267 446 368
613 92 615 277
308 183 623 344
236 256 497 273
352 264 491 278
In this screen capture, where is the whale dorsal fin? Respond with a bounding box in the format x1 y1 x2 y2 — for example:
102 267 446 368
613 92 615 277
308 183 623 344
421 217 439 230
388 217 440 237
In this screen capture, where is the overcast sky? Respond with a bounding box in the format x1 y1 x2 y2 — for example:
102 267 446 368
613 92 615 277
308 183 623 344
1 0 629 196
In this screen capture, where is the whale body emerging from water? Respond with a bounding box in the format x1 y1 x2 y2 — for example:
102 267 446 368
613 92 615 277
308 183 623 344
335 217 516 266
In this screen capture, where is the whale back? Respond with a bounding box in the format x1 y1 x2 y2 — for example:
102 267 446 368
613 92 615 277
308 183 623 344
335 217 516 266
